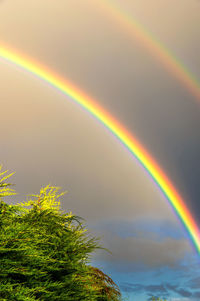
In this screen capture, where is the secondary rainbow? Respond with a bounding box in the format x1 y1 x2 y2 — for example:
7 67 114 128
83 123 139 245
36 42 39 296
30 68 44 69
93 0 200 102
0 45 200 255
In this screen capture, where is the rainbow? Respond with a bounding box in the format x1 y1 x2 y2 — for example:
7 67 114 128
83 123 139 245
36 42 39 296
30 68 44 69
93 0 200 102
0 45 200 255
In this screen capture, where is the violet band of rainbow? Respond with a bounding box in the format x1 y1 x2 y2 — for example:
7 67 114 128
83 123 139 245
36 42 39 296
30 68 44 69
0 45 200 255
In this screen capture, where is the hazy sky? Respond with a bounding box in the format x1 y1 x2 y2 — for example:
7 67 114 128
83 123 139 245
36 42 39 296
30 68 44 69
0 1 200 300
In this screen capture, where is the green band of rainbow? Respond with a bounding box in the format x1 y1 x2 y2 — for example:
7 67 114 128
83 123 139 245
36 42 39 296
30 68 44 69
94 0 200 102
0 45 200 255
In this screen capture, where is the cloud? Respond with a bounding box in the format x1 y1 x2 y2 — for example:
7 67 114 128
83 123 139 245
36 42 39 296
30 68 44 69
96 237 190 267
120 281 195 300
120 282 168 296
166 283 193 298
94 230 191 268
176 288 192 298
186 276 200 289
89 219 186 240
193 291 200 298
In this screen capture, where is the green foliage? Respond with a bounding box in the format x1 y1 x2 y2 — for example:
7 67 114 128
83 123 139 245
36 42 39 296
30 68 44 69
0 167 121 301
0 165 16 198
18 185 66 213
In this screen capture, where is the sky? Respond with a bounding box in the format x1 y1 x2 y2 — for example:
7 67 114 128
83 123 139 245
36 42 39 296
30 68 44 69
0 0 200 300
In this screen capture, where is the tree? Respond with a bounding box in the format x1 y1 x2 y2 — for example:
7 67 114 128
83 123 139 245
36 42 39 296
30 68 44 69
0 166 121 301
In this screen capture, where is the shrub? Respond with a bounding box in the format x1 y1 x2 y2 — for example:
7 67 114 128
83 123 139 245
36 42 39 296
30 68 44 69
0 166 121 301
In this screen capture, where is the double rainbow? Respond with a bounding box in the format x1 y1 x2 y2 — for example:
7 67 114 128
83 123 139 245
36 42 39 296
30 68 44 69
0 45 200 255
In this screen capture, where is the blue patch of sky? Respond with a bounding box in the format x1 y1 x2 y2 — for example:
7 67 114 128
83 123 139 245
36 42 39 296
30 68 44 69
91 252 200 301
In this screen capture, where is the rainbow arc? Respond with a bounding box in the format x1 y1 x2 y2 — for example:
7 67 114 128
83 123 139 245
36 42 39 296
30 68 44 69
0 45 200 255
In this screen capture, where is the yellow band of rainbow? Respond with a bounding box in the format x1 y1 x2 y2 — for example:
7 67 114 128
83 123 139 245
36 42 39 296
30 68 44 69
0 45 200 255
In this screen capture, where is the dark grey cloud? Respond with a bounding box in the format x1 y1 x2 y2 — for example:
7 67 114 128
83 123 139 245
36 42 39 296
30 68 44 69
120 281 195 299
193 291 200 298
94 233 191 268
166 282 193 298
165 283 178 291
120 282 168 297
186 276 200 289
176 288 192 298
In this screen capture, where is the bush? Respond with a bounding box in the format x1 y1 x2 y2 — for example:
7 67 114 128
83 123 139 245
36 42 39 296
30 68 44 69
0 166 121 301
